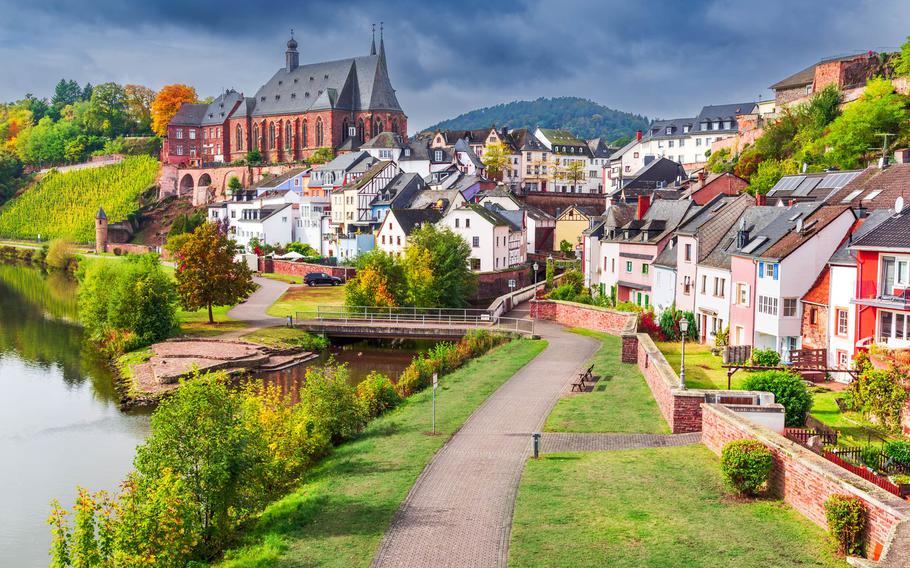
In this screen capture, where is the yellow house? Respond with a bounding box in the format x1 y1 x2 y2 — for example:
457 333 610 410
554 205 598 253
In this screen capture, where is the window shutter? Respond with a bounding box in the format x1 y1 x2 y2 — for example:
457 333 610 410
758 262 764 278
773 264 779 280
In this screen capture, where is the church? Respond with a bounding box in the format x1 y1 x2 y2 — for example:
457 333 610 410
164 28 407 166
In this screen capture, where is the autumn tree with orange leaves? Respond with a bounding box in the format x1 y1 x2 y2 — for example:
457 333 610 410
345 250 406 308
151 84 198 136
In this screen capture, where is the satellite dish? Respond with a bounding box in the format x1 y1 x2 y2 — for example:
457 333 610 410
796 218 804 233
896 196 905 213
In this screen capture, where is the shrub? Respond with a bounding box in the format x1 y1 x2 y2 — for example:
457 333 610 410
561 269 584 293
638 310 662 339
849 366 909 432
613 300 643 313
743 370 812 427
658 305 698 340
824 494 866 556
720 439 774 495
356 371 402 419
750 348 781 367
548 283 580 301
860 445 882 470
299 364 365 444
714 326 729 347
884 441 910 464
45 238 75 270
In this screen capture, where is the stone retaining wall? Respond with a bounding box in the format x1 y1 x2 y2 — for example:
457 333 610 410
530 299 637 335
701 404 910 562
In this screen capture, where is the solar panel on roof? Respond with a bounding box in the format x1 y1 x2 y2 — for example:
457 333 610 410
792 177 823 197
769 176 805 193
741 236 768 254
818 171 861 189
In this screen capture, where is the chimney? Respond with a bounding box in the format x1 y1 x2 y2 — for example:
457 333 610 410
697 170 706 188
736 218 750 249
755 194 767 206
636 194 651 220
636 130 642 142
895 148 910 164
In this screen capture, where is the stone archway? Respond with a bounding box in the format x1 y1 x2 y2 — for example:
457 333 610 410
220 170 241 201
179 173 195 197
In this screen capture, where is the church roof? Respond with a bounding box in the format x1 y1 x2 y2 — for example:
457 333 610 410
248 53 402 118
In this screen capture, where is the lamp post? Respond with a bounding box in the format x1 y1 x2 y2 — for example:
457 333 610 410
533 262 539 287
679 317 689 389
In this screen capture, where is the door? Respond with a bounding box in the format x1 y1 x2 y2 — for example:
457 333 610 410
882 257 896 295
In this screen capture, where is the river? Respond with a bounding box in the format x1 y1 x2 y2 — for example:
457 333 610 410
0 263 421 567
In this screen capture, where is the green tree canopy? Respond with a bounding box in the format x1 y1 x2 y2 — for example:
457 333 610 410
345 249 407 308
403 224 477 308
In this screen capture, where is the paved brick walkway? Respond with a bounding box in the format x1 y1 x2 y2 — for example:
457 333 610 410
222 276 289 336
540 432 701 453
371 320 599 568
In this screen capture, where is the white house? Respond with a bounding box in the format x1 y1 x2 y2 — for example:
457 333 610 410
651 240 678 314
440 204 519 272
375 208 443 257
476 187 554 254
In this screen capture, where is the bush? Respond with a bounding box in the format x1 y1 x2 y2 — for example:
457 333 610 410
658 305 697 340
884 441 910 464
299 364 365 444
750 348 781 367
742 370 813 427
396 330 507 397
638 310 662 339
45 238 75 270
356 371 402 419
824 494 866 556
548 282 580 301
849 366 909 432
720 439 774 495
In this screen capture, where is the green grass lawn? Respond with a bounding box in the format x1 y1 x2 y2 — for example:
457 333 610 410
217 338 548 567
509 445 846 568
656 340 755 390
240 326 326 350
266 284 346 318
258 272 306 284
545 329 668 434
177 304 247 337
809 387 899 448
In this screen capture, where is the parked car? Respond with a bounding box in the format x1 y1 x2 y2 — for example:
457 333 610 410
304 272 343 286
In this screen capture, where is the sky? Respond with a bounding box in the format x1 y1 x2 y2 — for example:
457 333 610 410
1 0 908 131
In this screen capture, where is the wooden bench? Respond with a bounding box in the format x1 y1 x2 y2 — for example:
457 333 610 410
571 364 595 392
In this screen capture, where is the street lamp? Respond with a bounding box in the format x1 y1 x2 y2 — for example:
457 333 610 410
678 317 689 389
533 262 539 287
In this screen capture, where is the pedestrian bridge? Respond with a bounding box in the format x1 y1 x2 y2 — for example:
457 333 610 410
294 306 535 340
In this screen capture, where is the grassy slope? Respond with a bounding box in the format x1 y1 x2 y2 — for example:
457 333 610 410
240 326 322 349
656 340 754 390
510 445 846 568
545 329 668 434
266 284 346 318
218 339 548 567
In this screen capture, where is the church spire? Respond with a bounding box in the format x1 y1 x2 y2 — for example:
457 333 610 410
285 29 299 72
370 23 376 55
379 21 386 59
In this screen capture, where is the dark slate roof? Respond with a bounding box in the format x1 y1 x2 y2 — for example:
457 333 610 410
319 151 373 173
202 90 244 125
509 128 547 152
248 52 401 117
851 207 910 251
465 203 509 227
648 117 695 139
373 173 424 207
653 239 678 268
484 203 523 232
701 206 781 269
361 131 407 149
829 209 893 265
587 138 616 159
170 103 208 126
695 102 755 125
389 208 442 235
761 205 853 260
254 167 309 189
621 157 688 190
604 199 695 244
688 194 755 263
454 139 485 169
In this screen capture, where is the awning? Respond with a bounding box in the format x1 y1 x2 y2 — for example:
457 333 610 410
617 280 650 291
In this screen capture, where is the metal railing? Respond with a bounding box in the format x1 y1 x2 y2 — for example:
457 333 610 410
295 305 535 335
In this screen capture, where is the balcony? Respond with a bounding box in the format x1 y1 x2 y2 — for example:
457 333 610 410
853 286 910 309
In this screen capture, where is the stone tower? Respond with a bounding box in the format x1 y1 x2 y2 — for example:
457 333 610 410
95 207 108 254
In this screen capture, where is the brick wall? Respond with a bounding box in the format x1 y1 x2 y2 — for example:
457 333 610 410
801 304 828 350
530 299 638 335
702 404 910 561
105 243 156 255
260 258 356 280
621 334 638 363
476 266 533 300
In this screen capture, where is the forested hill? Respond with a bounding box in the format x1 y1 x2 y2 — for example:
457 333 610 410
424 97 649 144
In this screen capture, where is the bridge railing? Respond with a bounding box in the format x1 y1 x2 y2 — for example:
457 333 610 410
295 305 535 335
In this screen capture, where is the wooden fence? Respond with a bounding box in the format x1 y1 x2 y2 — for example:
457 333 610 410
785 428 838 448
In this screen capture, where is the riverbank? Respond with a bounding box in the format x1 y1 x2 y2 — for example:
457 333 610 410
218 338 547 567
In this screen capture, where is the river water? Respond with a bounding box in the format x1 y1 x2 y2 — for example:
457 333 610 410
0 263 421 566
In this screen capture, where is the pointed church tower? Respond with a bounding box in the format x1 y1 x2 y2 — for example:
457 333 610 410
379 21 386 60
286 30 299 72
370 23 377 56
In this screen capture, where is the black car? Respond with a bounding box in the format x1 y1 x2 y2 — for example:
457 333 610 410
304 272 343 286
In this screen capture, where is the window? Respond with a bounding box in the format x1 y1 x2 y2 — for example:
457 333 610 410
696 138 702 146
713 277 725 298
898 259 910 286
668 140 675 148
837 350 849 369
757 295 778 315
455 218 460 228
472 236 479 248
633 152 639 159
268 123 276 149
783 298 798 317
235 124 243 151
315 118 324 146
176 145 184 156
611 258 615 273
381 235 386 244
189 129 196 140
626 261 633 272
684 244 692 261
285 122 292 150
396 236 401 246
835 308 848 336
642 264 649 275
809 307 818 325
700 275 707 293
465 218 470 228
434 150 443 162
379 149 391 159
176 128 183 139
470 258 480 270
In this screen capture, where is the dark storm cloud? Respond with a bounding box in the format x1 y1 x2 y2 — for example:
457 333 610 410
1 0 908 129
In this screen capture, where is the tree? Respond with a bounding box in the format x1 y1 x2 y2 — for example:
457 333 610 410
345 249 406 308
151 84 198 136
706 147 736 173
559 239 573 254
564 158 586 189
227 175 242 194
123 84 155 134
402 224 477 308
245 149 262 164
896 35 910 76
308 147 333 164
747 158 797 195
83 82 128 137
743 370 813 427
171 221 255 323
481 140 510 178
51 79 83 111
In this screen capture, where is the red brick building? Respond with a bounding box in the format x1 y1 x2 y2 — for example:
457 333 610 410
163 31 407 167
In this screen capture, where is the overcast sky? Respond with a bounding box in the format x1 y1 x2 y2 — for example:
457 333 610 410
1 0 908 131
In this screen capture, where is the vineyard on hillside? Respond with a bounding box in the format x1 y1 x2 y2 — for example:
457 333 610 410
0 155 158 242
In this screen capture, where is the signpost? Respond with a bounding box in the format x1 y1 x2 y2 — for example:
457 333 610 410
432 372 438 435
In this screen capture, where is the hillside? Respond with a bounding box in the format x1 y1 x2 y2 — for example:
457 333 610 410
425 97 649 143
0 155 158 242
